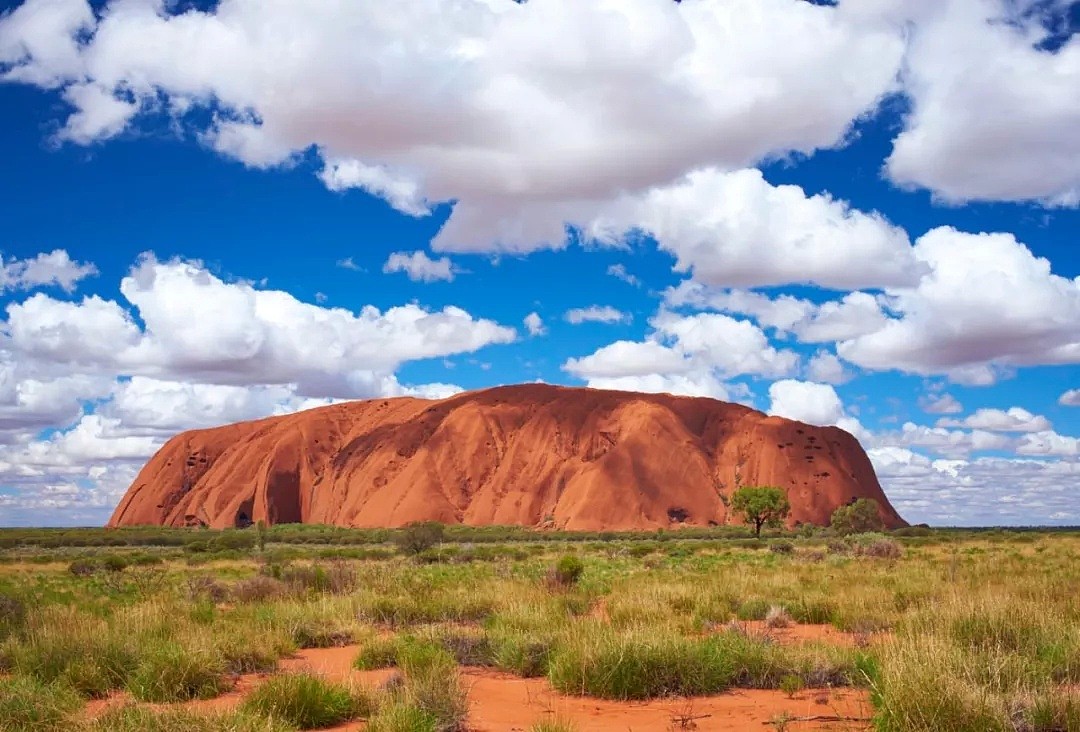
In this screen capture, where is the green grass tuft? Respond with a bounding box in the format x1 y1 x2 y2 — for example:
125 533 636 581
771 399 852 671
0 674 81 731
240 673 361 729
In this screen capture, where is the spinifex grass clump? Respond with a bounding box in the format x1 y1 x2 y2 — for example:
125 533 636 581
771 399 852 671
547 621 860 700
80 704 295 732
126 641 228 702
354 633 402 670
871 591 1080 731
3 607 136 697
393 640 469 731
366 700 440 732
241 672 364 729
0 674 82 732
548 627 739 699
364 639 469 731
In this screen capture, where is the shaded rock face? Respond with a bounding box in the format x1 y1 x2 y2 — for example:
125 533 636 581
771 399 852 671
108 384 905 531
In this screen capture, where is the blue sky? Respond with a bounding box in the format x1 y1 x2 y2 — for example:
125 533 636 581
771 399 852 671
0 0 1076 527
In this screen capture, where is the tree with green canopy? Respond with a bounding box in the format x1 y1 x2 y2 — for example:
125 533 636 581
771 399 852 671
830 498 885 535
730 485 791 539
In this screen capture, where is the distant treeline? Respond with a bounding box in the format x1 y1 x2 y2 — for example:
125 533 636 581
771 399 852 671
0 522 1077 550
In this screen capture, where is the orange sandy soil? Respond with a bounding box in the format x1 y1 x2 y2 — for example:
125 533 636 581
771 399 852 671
84 635 873 732
731 621 888 648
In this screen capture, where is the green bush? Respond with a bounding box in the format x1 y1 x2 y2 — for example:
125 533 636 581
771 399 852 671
546 555 584 589
68 558 99 577
101 554 130 572
396 522 445 556
830 499 885 536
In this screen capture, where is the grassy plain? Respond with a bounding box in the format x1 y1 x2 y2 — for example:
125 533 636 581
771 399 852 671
0 524 1077 731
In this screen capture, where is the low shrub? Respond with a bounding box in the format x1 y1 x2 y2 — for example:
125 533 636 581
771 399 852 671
187 575 229 603
101 554 130 572
764 605 792 629
768 541 795 555
231 576 288 603
545 555 585 590
852 535 902 559
68 558 99 577
779 673 804 698
396 522 445 557
826 539 849 555
281 563 357 594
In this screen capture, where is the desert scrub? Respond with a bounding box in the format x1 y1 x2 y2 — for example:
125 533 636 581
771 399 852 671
241 673 363 729
416 623 495 666
354 633 402 670
366 700 439 732
3 607 136 696
126 641 228 702
547 622 859 699
871 591 1080 731
394 640 468 731
357 591 496 626
547 624 739 699
78 705 294 732
0 674 81 731
0 593 26 639
488 627 554 677
545 555 584 589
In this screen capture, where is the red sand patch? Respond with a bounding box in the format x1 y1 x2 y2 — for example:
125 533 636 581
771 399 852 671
462 669 870 731
83 645 871 731
734 621 876 647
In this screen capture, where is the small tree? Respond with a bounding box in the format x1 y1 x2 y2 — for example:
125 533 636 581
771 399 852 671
395 521 445 556
255 520 268 553
730 485 790 539
830 498 885 536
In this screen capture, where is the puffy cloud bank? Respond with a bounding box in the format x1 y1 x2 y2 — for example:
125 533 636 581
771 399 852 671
0 252 514 525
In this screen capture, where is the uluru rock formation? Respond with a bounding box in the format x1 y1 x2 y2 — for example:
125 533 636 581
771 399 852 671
109 384 905 531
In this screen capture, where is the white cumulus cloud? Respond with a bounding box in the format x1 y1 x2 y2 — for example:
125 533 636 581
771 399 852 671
383 250 458 283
